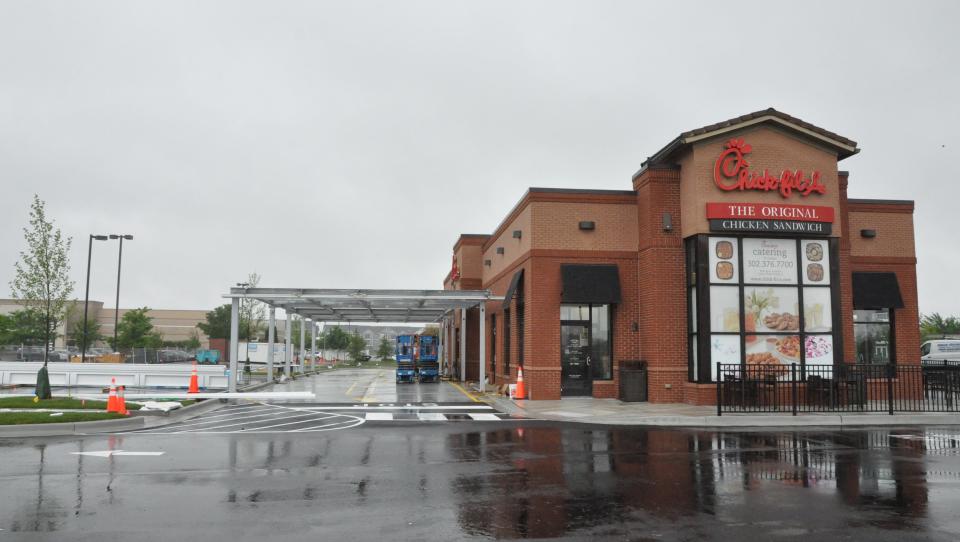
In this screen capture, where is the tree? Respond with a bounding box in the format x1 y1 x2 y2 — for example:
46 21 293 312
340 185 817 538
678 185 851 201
69 318 103 348
114 307 163 349
0 310 47 345
185 330 202 350
10 196 75 361
321 326 351 351
347 332 367 362
238 273 265 346
10 196 75 399
420 325 439 337
376 336 393 361
197 304 231 339
921 313 960 339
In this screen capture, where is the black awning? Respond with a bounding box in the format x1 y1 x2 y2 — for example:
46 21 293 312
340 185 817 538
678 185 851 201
853 272 904 309
560 264 621 304
502 269 524 309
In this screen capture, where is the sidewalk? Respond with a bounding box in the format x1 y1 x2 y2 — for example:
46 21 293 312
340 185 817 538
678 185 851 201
484 395 960 428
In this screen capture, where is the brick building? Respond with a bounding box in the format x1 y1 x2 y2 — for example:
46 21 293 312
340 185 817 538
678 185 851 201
442 109 918 404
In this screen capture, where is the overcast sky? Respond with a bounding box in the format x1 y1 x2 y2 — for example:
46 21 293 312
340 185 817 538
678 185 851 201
1 1 958 317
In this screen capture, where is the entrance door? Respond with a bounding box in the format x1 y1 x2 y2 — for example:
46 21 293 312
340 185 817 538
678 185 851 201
561 324 592 396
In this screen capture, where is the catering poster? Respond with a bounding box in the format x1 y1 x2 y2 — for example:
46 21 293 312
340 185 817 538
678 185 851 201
742 238 797 284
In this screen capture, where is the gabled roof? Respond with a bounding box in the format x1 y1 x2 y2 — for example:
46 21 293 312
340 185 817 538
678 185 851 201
641 108 860 171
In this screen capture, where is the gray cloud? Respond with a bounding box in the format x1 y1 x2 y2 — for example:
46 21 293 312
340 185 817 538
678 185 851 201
1 0 957 315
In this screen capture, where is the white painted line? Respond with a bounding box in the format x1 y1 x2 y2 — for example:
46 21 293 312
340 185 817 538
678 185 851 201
418 412 447 421
173 411 297 432
185 411 324 432
288 405 494 411
238 414 341 432
365 412 393 421
160 409 284 430
71 450 165 457
468 413 501 421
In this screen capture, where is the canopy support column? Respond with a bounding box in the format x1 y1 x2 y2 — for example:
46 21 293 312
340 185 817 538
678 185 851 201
266 306 275 380
310 320 317 373
228 297 239 393
299 315 306 374
284 313 292 377
460 308 466 383
478 302 486 392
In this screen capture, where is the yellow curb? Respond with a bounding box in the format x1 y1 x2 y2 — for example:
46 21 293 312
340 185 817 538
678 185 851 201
448 381 482 403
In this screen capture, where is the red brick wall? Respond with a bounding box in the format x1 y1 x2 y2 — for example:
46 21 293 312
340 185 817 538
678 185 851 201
634 165 688 403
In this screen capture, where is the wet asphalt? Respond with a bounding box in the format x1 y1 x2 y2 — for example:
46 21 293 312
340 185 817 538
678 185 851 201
1 369 959 541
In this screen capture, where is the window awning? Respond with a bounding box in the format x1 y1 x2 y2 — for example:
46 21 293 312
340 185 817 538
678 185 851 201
852 272 904 309
502 269 524 309
560 264 621 304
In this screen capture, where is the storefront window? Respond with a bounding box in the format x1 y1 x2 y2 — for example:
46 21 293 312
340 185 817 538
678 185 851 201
854 309 892 364
688 235 839 382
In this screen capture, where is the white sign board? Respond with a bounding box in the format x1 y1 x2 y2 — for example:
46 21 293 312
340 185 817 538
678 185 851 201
742 238 797 284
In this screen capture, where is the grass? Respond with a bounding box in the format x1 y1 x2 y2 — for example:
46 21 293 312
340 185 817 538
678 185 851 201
0 396 142 411
0 412 127 425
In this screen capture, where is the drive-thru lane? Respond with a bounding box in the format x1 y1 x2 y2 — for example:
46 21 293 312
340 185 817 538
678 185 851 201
127 368 523 434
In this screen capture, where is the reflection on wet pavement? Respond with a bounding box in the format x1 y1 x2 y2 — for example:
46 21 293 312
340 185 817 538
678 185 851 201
1 426 959 540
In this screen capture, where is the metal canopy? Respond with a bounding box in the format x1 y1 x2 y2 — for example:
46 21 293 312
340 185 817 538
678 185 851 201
224 287 502 323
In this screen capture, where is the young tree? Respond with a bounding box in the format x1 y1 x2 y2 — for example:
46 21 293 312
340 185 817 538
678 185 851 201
238 272 265 344
420 325 439 337
115 307 163 349
185 330 202 350
376 336 393 361
347 332 367 362
69 318 104 348
10 196 75 398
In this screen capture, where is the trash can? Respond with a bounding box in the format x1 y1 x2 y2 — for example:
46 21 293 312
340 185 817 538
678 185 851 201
620 360 648 402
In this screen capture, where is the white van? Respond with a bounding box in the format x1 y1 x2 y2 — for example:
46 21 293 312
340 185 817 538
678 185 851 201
921 340 960 362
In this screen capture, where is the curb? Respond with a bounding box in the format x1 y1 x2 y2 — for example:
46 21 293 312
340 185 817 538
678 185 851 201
483 395 960 428
0 415 145 438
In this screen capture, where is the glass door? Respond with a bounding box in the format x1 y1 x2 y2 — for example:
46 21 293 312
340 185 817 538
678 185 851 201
561 323 592 396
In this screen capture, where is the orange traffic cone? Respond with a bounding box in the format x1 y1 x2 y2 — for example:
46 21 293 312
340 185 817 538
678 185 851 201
106 378 119 413
117 385 128 416
188 361 199 393
515 366 526 400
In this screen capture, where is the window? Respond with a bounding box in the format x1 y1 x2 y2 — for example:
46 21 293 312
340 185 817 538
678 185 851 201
504 308 511 376
688 236 838 382
854 309 893 364
560 303 613 380
921 342 931 357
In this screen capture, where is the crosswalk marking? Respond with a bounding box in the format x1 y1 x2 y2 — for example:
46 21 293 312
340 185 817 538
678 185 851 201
123 401 526 435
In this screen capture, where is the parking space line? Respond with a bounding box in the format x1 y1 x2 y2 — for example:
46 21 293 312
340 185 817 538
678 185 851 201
365 412 393 421
418 412 447 421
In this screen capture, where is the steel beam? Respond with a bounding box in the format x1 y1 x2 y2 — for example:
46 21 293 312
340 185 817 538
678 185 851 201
479 302 486 392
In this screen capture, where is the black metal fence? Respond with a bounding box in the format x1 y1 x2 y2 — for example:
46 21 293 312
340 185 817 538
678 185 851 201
717 363 960 415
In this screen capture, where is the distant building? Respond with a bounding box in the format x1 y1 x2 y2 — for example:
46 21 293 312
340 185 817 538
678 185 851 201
0 298 210 348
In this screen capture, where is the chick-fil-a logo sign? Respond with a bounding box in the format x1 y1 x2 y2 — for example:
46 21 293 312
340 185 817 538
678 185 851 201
713 138 826 198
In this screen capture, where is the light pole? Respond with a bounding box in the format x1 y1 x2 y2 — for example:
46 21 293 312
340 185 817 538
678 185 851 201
81 235 109 363
236 282 251 379
108 234 133 349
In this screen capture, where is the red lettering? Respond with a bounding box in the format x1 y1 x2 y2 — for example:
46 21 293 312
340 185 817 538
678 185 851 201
712 139 827 199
